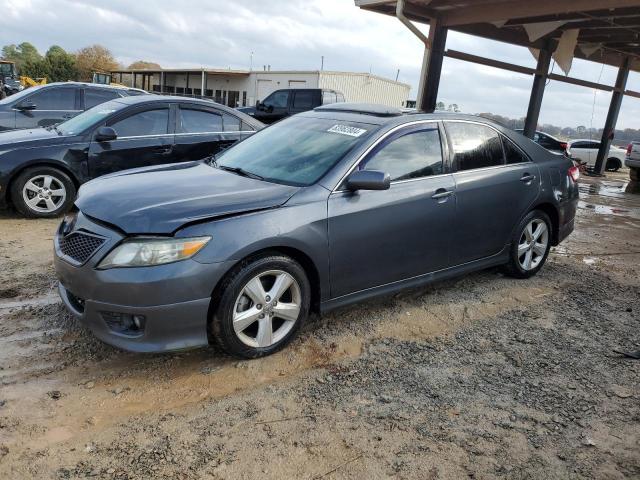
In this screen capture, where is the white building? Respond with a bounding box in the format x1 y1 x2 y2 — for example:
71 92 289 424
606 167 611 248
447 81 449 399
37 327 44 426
111 68 411 108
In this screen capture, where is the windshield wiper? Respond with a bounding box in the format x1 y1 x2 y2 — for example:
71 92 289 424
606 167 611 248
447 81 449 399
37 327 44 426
216 165 264 181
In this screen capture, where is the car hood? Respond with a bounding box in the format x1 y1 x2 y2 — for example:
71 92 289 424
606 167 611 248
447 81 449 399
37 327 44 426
0 126 66 147
76 161 300 234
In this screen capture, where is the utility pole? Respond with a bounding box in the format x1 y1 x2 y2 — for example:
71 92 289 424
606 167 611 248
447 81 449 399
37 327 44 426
321 56 324 71
249 51 253 72
395 69 400 81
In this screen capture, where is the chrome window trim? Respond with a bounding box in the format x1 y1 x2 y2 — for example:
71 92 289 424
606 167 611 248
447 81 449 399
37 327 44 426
113 133 174 140
331 119 441 193
174 131 254 137
12 109 82 112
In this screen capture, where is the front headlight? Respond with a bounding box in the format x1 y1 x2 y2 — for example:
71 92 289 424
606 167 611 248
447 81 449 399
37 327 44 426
98 236 211 269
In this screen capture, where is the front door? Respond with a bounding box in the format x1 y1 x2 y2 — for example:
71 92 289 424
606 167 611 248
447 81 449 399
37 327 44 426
88 105 174 178
15 86 79 129
444 121 540 266
328 123 455 298
255 90 290 124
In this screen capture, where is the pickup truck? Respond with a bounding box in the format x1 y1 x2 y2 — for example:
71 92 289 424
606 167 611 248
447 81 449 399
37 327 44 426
625 142 640 181
238 88 345 124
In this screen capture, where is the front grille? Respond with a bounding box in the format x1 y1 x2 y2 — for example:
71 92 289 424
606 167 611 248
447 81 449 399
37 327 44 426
59 231 105 264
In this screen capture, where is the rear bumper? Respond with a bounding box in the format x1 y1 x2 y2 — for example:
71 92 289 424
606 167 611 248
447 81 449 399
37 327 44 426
625 157 640 169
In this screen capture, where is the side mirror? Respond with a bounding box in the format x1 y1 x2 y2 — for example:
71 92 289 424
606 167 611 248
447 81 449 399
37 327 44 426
346 170 391 191
95 126 118 142
17 101 36 111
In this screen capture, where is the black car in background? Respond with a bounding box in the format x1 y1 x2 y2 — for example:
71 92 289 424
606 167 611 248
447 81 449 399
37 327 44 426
0 82 148 131
515 129 567 154
0 95 264 218
238 88 345 124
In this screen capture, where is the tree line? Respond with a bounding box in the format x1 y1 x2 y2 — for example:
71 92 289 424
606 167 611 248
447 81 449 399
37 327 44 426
478 112 639 145
1 42 160 83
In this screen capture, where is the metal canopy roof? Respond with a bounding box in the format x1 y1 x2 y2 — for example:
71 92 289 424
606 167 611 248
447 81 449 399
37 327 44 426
356 0 640 71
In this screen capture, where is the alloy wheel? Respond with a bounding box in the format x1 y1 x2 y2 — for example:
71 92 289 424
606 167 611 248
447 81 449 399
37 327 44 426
232 270 302 348
517 219 549 271
22 175 66 213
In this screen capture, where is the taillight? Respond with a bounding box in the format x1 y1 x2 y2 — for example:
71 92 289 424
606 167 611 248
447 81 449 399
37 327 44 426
568 165 580 182
559 142 567 151
627 144 633 155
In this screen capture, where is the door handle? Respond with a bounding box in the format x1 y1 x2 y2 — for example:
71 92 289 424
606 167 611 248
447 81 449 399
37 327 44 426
431 189 454 200
520 174 535 183
153 146 173 155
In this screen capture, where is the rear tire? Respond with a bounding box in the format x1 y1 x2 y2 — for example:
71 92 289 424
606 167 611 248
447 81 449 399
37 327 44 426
210 254 310 359
10 166 76 218
502 210 552 279
606 158 621 172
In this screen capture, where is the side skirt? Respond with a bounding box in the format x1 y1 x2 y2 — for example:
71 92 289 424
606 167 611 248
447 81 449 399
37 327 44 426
319 245 510 314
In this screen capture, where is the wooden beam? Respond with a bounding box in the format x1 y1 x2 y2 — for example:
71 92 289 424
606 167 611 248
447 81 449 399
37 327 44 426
444 49 537 75
440 0 640 27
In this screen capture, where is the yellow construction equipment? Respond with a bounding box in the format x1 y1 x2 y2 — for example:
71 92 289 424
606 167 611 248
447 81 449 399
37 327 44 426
19 75 47 87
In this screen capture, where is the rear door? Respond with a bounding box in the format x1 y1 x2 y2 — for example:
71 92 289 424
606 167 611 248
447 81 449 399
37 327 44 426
328 122 456 297
15 86 80 129
173 104 245 161
82 87 123 111
444 121 540 266
290 90 317 114
87 105 173 178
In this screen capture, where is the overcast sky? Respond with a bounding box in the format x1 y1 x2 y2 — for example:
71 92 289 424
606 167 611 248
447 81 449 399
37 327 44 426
3 0 640 129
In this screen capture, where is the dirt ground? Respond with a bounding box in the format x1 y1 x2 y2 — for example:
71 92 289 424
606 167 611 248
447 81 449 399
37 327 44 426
0 171 639 480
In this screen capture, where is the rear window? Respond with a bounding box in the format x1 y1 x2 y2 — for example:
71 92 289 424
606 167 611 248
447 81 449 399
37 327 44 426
446 122 505 171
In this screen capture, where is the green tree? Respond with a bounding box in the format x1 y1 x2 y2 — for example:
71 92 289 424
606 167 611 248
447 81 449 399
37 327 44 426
2 42 42 73
43 45 78 82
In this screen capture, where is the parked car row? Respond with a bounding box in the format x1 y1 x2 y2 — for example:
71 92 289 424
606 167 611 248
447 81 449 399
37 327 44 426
51 103 579 358
515 128 629 172
0 95 263 217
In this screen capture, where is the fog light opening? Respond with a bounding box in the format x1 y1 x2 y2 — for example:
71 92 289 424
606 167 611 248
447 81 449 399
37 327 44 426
101 312 146 337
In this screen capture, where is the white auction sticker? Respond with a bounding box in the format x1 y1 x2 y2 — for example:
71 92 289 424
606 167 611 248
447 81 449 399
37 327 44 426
327 124 367 137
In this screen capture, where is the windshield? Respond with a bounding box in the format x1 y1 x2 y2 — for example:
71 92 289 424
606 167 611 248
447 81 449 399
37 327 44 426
57 100 122 135
216 116 375 186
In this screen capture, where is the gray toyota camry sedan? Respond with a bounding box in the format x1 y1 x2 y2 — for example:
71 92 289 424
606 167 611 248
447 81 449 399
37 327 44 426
54 103 579 358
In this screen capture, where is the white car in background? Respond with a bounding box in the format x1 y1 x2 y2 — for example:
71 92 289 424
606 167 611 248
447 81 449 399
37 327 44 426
566 139 626 172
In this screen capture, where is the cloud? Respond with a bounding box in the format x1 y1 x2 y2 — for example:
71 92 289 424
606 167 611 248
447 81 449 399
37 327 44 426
1 0 638 128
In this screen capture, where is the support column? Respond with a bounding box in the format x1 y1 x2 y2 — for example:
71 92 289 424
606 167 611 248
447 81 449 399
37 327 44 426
160 72 165 94
419 19 447 113
201 70 205 98
523 42 553 139
131 72 135 88
186 73 190 95
594 56 630 175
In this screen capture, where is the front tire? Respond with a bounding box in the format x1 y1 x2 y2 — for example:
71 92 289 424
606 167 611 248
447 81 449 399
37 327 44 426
210 254 311 359
10 166 76 218
502 210 552 279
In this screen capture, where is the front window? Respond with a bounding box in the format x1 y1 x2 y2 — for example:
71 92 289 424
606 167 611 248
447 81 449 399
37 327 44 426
56 100 122 135
216 116 375 186
263 90 289 109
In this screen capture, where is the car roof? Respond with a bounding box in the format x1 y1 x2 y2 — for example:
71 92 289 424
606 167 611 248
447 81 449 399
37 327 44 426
107 94 264 126
304 103 508 128
36 81 146 92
